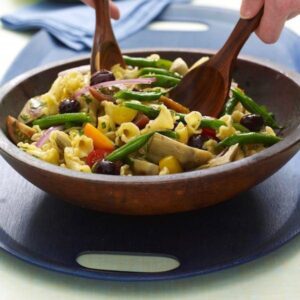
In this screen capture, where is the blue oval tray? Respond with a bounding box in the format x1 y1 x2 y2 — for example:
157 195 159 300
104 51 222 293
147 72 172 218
0 152 299 281
0 4 299 281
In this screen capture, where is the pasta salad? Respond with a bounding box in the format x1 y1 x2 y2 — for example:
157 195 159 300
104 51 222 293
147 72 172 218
6 54 281 176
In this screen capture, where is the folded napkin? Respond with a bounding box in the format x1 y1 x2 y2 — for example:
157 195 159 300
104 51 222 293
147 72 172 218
1 0 189 51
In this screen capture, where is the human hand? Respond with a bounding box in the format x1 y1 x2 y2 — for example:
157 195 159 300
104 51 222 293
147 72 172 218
240 0 300 43
81 0 120 20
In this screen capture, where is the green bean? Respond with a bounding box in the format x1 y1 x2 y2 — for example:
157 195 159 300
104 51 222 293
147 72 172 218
106 132 154 162
123 102 248 134
176 115 233 129
123 102 160 119
142 74 180 88
158 130 178 139
223 96 239 115
217 133 282 149
114 90 162 101
123 55 172 70
174 113 186 122
232 123 250 133
200 118 226 130
231 88 280 129
106 130 177 162
139 67 182 79
124 103 249 134
32 113 91 129
124 102 186 123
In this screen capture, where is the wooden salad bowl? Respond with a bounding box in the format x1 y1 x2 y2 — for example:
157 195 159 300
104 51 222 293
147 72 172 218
0 50 299 215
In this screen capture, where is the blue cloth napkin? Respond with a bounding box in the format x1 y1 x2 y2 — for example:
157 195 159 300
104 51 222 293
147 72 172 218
1 0 189 51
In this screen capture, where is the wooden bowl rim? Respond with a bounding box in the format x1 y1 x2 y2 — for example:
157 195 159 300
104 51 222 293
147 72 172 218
0 48 299 185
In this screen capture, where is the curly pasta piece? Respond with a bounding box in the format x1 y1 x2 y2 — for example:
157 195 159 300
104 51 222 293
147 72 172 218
217 115 236 140
120 164 132 176
42 71 86 115
175 122 189 144
71 135 94 158
18 142 59 165
184 111 202 136
64 147 91 173
116 122 140 144
231 110 245 123
97 115 116 134
142 105 174 133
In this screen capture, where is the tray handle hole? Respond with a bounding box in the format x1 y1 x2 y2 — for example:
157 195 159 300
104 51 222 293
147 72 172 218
76 252 180 273
148 21 209 32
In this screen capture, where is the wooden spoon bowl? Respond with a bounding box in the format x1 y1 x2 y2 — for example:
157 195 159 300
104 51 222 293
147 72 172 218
0 50 299 215
170 8 264 117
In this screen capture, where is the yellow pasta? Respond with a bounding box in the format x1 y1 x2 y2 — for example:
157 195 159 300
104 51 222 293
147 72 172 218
116 122 140 144
71 135 94 158
184 111 202 136
231 110 244 123
175 122 189 144
264 126 276 136
120 164 132 176
203 139 218 154
102 101 137 125
18 142 59 165
97 115 116 134
217 125 236 140
64 147 91 173
142 104 174 133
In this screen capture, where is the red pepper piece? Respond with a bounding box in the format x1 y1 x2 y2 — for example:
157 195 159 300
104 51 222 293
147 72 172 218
202 128 217 139
134 113 150 129
86 149 111 167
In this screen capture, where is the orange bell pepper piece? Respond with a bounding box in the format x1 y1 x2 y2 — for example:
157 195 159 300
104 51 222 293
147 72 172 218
84 123 115 151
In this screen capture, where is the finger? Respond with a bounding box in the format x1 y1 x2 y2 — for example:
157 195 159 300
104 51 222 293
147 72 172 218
255 0 288 43
82 0 120 20
240 0 264 19
287 7 300 20
110 1 120 20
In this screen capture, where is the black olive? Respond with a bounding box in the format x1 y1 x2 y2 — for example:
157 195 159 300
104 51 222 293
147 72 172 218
90 70 115 86
92 160 120 175
188 134 209 149
59 99 80 114
240 114 264 132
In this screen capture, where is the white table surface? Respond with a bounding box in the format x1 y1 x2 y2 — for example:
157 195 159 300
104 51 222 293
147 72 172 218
1 1 300 299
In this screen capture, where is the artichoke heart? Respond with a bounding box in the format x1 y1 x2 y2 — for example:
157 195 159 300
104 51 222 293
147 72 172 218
18 96 45 124
132 159 159 175
6 115 36 144
146 133 213 170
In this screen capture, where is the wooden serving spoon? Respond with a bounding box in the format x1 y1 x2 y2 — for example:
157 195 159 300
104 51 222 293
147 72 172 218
91 0 125 74
169 8 264 117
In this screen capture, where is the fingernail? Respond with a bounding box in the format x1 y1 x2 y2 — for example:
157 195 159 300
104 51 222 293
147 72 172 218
240 10 253 19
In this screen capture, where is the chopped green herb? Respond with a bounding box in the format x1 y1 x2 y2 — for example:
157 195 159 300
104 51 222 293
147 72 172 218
19 114 30 123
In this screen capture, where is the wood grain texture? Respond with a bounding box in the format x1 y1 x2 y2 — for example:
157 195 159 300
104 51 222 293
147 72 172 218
0 50 299 215
170 8 264 117
91 0 125 74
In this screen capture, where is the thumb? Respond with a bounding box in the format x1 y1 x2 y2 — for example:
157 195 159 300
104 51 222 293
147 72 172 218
240 0 264 19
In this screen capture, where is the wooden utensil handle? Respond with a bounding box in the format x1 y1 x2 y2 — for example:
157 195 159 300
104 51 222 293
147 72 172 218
214 7 264 69
91 0 110 74
91 0 125 73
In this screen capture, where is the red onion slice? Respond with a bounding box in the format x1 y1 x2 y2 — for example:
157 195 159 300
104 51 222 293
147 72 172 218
36 126 64 148
74 78 156 99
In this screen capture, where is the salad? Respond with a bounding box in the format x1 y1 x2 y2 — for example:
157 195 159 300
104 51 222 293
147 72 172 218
6 54 281 176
